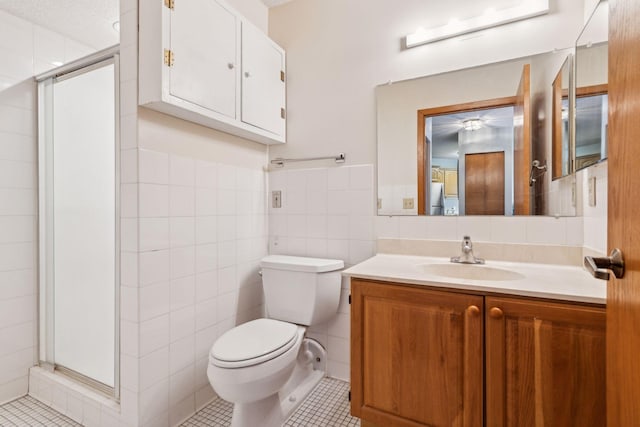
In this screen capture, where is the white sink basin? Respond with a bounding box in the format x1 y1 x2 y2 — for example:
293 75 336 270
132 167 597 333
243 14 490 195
418 263 525 282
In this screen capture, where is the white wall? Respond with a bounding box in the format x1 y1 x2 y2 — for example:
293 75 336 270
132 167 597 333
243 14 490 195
28 0 270 425
0 8 100 405
269 0 607 249
580 161 607 254
0 80 37 403
269 0 586 165
0 10 94 91
126 0 270 426
268 164 376 380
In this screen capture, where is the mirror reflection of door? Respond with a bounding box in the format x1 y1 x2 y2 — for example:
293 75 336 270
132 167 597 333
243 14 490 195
465 151 505 215
552 56 572 180
513 64 531 215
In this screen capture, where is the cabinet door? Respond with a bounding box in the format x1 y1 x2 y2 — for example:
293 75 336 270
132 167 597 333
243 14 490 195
485 297 606 427
444 169 458 197
170 0 237 118
241 23 285 137
351 279 483 427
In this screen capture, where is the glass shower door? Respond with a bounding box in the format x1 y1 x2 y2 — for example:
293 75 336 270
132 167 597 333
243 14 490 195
38 54 119 394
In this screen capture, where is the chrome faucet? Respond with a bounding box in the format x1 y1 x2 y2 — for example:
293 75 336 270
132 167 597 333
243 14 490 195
451 236 485 264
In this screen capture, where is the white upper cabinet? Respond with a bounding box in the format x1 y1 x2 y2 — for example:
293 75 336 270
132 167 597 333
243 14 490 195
241 23 286 137
139 0 286 145
170 0 237 118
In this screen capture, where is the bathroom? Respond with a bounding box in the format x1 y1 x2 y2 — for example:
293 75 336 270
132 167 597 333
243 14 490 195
0 0 638 426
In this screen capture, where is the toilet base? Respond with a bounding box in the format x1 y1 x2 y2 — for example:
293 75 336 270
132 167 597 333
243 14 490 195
280 369 324 420
227 337 328 427
231 394 283 427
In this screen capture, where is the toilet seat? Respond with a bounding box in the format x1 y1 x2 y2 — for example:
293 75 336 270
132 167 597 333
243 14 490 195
211 319 299 369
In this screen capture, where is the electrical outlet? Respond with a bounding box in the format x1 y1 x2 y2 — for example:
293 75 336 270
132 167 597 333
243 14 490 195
588 177 596 207
403 198 414 209
272 190 282 208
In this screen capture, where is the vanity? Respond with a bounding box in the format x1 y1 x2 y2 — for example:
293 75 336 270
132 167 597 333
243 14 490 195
343 254 606 427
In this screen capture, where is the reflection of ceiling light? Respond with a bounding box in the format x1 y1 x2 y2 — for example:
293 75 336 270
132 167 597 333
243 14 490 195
112 20 120 32
52 61 63 66
405 0 549 48
462 118 483 131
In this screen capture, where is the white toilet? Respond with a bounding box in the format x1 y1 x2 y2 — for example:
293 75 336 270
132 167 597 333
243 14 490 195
207 255 344 427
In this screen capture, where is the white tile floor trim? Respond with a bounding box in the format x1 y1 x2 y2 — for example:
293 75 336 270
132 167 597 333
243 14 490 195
27 367 125 427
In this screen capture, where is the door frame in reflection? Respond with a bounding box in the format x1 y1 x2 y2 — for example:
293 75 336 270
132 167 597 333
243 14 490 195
417 96 516 215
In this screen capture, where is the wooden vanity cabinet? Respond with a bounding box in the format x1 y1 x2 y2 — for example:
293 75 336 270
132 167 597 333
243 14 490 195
350 279 606 427
351 278 484 427
485 296 606 427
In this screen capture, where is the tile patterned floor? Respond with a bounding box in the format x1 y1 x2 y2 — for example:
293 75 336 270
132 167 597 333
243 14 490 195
182 377 360 427
0 377 358 426
0 395 82 427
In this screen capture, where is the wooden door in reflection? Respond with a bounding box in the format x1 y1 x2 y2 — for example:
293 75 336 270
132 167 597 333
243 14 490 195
465 151 505 215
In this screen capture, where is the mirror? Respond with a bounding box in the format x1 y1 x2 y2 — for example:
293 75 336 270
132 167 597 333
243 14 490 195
377 51 573 216
575 0 608 171
552 56 572 180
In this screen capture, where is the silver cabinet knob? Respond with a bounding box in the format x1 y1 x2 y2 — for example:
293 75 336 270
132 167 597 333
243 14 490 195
244 71 251 78
227 63 235 70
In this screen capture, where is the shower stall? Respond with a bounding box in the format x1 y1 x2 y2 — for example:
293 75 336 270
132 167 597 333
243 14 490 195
37 47 120 397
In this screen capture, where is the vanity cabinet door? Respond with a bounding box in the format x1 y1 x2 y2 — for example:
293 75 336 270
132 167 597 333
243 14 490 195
351 279 483 427
485 297 606 427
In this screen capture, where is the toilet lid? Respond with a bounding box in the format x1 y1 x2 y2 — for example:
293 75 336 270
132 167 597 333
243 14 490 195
211 319 298 368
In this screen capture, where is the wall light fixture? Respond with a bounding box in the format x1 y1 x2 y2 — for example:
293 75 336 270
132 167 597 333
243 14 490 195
405 0 550 49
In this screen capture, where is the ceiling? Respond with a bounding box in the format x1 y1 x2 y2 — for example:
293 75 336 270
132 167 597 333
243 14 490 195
0 0 119 50
0 0 291 53
430 106 515 159
261 0 294 7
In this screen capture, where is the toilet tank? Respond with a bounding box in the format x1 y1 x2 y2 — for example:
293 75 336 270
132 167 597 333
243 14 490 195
260 255 344 326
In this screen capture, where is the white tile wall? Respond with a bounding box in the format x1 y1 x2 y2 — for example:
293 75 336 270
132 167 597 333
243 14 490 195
0 79 37 404
268 164 376 381
580 161 608 254
376 215 585 247
133 152 267 426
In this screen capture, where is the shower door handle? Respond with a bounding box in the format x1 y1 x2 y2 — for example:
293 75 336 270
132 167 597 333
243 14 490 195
584 248 625 280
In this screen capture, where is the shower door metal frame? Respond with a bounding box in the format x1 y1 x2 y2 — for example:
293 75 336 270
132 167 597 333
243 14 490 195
37 46 121 400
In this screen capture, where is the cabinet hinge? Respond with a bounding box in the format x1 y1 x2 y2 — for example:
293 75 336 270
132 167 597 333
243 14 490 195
348 294 351 304
280 70 285 82
348 391 351 402
164 0 175 10
164 49 175 67
280 108 286 119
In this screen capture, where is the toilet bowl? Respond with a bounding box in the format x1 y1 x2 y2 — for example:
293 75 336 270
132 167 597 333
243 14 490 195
207 255 344 427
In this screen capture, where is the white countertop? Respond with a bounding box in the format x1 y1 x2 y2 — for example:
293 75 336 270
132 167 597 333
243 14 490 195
342 254 606 305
